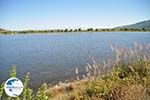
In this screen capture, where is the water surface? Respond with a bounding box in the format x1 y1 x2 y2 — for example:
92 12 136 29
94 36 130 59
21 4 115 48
0 32 150 89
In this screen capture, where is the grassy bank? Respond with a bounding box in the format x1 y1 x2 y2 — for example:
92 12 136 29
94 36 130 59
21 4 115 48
49 60 150 100
0 43 150 100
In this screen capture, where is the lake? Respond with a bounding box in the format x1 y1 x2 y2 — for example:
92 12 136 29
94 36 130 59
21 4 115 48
0 32 150 89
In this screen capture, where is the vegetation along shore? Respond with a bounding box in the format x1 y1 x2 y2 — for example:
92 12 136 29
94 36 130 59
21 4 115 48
0 20 150 34
0 42 150 100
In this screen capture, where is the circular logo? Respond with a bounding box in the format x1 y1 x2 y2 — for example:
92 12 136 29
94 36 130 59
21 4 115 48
4 78 24 97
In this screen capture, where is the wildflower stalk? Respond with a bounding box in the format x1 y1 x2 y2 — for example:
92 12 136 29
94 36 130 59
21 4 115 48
36 83 48 100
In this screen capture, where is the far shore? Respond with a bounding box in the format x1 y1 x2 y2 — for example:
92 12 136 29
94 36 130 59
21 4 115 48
0 28 150 35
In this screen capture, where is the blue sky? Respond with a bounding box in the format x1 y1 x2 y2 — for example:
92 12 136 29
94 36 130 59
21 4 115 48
0 0 150 30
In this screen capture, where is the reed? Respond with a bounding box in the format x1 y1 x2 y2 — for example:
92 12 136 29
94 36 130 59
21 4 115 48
48 42 150 100
0 42 150 100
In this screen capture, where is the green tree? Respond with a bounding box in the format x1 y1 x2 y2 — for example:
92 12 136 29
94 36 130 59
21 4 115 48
69 29 72 32
90 28 93 31
87 28 93 31
142 28 146 31
64 29 68 32
124 28 128 31
95 29 98 32
78 28 81 32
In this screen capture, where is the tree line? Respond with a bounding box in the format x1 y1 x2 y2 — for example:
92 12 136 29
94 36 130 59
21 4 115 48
0 28 150 34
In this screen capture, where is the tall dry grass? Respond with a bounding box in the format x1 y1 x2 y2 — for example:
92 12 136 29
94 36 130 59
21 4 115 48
47 42 150 100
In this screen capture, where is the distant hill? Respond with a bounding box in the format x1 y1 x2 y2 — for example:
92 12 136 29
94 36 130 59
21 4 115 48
0 28 13 34
0 28 6 31
0 20 150 34
115 20 150 30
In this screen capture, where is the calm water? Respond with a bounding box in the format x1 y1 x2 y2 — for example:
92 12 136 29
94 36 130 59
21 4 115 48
0 32 150 89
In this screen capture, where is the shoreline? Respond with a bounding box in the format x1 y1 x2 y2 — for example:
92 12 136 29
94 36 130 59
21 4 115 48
0 31 150 35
